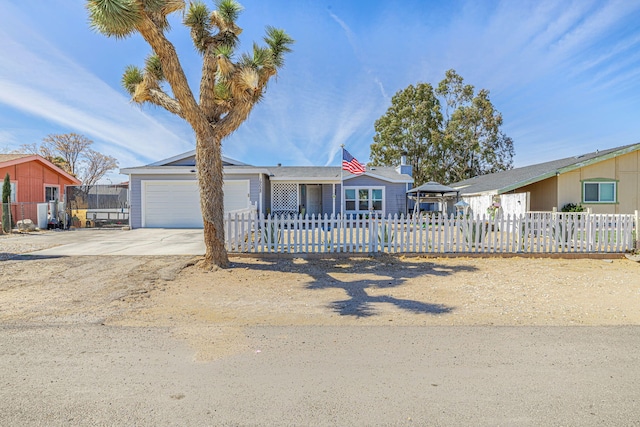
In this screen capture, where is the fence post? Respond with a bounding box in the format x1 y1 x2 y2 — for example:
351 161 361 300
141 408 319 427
631 210 640 251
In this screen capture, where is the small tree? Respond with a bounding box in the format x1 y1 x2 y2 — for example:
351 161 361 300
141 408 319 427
2 173 11 233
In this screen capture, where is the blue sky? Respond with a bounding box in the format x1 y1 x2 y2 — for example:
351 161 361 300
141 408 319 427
1 0 640 184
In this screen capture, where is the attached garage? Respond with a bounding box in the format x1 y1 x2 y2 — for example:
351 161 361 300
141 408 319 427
141 180 250 228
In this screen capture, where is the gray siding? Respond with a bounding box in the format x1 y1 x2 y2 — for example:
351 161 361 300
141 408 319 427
264 176 271 215
321 184 337 216
164 155 239 167
165 156 196 166
340 176 410 216
385 182 410 215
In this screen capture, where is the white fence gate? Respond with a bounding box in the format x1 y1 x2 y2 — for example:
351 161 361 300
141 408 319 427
224 212 637 255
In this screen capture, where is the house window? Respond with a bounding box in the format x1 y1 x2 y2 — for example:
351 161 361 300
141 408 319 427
583 181 616 203
45 186 60 202
344 187 384 215
9 182 17 203
345 189 356 211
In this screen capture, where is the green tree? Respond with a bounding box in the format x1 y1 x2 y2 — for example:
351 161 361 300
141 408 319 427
369 83 442 186
370 69 514 185
2 173 11 233
86 0 293 269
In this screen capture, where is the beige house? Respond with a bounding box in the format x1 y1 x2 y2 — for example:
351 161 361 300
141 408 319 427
450 143 640 215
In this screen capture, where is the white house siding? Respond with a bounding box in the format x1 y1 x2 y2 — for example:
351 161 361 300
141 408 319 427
461 192 529 218
500 193 529 216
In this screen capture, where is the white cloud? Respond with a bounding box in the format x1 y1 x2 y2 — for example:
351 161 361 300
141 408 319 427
0 3 192 166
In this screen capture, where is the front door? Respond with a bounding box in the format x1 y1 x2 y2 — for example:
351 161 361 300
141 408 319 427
306 185 322 216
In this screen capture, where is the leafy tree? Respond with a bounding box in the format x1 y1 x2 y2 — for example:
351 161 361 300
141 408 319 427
2 173 11 233
370 69 514 185
86 0 293 269
369 83 442 186
21 133 118 188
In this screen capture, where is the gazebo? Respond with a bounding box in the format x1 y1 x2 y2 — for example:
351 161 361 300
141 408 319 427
406 181 459 215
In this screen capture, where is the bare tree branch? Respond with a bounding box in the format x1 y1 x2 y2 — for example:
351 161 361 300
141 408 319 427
42 133 92 175
81 149 119 188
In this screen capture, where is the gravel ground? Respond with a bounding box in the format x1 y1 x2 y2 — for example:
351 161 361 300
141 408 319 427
0 231 63 260
2 231 640 425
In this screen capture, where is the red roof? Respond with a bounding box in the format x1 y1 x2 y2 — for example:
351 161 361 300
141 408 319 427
0 153 82 184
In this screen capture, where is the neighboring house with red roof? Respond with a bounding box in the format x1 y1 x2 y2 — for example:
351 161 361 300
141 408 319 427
0 154 81 224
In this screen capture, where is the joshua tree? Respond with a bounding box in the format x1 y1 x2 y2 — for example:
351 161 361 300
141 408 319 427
86 0 293 268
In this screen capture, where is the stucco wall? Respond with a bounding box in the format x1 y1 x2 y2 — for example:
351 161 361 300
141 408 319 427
520 176 558 211
556 151 640 214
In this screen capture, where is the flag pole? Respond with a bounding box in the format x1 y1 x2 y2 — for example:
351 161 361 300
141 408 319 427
340 144 345 218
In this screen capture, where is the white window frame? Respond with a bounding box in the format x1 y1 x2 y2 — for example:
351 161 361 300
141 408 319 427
9 182 17 203
343 186 385 216
44 185 60 202
583 181 616 204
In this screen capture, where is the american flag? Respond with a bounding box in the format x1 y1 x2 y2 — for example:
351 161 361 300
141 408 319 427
342 149 366 175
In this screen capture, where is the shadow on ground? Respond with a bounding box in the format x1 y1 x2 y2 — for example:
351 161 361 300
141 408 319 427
0 254 66 262
230 255 478 318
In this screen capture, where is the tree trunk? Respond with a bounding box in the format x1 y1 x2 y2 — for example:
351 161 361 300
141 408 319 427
195 131 229 269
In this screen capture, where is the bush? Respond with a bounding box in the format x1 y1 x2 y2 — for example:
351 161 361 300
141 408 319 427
561 203 585 213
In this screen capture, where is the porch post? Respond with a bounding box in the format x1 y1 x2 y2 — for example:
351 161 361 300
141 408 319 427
332 183 336 216
258 174 263 215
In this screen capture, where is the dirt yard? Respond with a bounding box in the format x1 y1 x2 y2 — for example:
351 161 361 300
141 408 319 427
1 233 639 360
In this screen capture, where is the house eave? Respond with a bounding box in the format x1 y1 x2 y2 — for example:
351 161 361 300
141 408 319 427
121 166 269 175
1 155 81 184
343 172 413 184
556 144 640 174
147 149 249 167
269 177 340 184
496 171 558 194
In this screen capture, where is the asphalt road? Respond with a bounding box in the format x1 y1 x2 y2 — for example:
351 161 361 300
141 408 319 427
1 324 638 426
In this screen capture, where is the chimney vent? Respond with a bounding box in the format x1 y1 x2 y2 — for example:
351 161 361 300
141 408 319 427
400 151 408 166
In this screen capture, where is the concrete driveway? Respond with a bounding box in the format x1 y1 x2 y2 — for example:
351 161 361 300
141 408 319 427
26 228 206 256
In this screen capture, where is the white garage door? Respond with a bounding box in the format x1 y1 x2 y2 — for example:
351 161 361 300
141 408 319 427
142 180 250 228
223 180 251 212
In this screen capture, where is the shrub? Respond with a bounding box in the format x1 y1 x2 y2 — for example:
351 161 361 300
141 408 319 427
561 203 585 213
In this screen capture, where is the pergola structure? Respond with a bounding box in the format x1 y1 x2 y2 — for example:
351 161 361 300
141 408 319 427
406 181 459 215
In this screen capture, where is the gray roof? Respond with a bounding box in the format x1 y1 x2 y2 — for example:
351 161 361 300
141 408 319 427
124 149 412 183
148 150 248 167
267 166 412 183
122 162 412 183
450 143 640 195
407 181 458 195
267 166 341 181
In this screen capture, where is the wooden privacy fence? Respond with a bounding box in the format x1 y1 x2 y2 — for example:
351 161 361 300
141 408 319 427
224 212 637 255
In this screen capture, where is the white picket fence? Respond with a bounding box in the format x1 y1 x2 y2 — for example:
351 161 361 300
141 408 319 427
224 212 637 255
